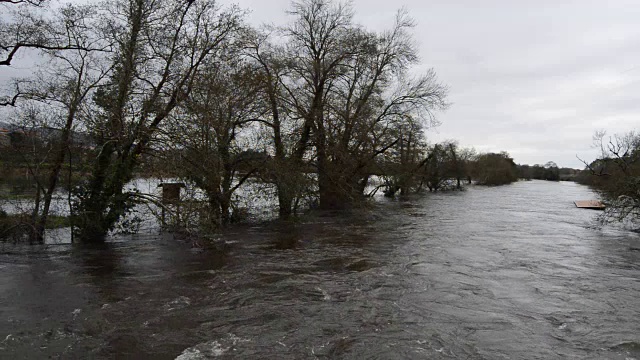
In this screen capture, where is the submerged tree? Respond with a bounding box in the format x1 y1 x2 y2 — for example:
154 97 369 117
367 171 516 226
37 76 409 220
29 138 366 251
281 0 448 209
1 4 109 242
2 0 452 242
380 119 427 196
166 50 266 228
71 0 244 242
245 29 311 219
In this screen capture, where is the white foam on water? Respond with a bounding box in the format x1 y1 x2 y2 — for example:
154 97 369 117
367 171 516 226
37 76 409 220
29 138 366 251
175 334 250 360
72 308 81 319
163 296 192 311
175 340 228 360
316 287 331 301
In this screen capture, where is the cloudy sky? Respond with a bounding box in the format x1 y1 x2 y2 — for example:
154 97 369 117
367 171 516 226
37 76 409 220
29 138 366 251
2 0 638 168
228 0 640 168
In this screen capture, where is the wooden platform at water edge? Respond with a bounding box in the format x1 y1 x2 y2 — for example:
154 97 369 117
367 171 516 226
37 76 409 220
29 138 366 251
574 200 606 210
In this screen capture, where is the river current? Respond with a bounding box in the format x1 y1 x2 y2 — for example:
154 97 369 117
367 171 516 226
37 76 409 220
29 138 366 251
1 180 639 359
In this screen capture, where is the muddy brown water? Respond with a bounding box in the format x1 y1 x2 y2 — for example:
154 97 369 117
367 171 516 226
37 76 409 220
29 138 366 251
1 180 639 359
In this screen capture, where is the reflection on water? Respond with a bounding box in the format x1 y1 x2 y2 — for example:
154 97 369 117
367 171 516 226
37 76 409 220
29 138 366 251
1 181 639 359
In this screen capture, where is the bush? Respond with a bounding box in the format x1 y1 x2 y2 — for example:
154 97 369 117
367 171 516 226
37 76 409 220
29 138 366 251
472 152 519 186
0 209 17 241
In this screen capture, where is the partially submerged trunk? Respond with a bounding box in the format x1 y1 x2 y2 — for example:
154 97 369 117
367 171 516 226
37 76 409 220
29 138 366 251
33 105 81 243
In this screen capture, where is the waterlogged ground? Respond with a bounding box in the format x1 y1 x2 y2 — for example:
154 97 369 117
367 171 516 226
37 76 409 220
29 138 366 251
1 177 282 243
1 181 639 359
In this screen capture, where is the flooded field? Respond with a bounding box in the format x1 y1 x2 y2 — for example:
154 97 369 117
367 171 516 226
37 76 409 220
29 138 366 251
1 180 639 359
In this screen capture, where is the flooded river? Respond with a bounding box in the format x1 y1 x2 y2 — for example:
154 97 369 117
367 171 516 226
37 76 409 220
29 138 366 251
1 181 639 359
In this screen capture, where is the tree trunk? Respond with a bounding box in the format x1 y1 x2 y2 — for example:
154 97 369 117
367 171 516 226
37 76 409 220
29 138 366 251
29 187 42 243
220 195 230 226
277 182 293 219
35 104 79 243
208 194 222 227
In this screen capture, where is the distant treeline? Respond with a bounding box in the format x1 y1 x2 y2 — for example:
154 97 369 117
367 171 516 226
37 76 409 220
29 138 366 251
517 162 582 182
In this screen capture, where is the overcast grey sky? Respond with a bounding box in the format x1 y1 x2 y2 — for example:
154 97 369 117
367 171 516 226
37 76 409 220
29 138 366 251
228 0 640 168
2 0 638 168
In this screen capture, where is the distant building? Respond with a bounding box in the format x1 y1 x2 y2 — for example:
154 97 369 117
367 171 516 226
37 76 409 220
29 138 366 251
0 121 96 150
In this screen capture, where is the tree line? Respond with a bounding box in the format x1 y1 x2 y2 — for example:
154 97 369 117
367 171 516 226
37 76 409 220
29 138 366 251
517 161 582 181
0 0 450 243
0 0 587 243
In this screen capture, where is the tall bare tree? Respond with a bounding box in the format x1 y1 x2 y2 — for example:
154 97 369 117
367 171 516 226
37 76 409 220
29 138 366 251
245 29 314 218
1 0 108 106
2 4 110 242
29 5 110 242
167 51 266 227
282 1 448 208
280 0 356 209
72 0 244 241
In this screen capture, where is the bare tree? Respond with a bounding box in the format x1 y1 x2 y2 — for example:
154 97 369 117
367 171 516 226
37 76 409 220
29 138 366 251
244 28 316 218
379 117 426 196
71 0 244 242
283 2 448 208
443 141 473 190
166 51 266 227
2 4 110 242
29 5 110 242
246 1 448 212
1 0 109 108
420 143 450 192
0 0 106 66
280 0 356 209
